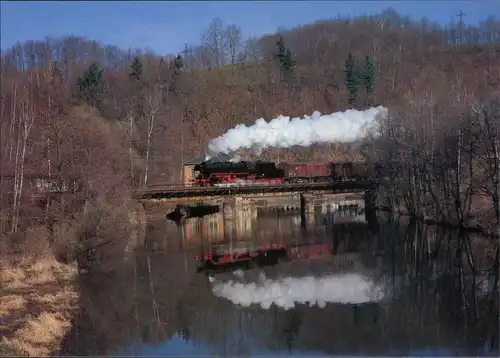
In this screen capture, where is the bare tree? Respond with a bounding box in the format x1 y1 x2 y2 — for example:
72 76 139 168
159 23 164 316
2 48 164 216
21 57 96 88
11 75 36 232
242 37 262 62
202 17 227 69
472 95 500 224
142 84 163 187
225 24 242 65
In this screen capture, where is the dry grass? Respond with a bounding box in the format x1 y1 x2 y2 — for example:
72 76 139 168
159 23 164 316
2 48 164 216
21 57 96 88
0 255 78 356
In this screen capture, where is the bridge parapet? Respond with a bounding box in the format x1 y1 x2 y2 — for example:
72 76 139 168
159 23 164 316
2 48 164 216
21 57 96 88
134 180 375 201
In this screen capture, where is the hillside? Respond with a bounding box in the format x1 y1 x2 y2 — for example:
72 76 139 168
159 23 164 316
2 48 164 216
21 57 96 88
0 9 499 234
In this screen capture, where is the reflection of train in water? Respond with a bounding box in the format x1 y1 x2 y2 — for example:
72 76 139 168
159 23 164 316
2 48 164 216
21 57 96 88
193 160 378 187
195 242 332 272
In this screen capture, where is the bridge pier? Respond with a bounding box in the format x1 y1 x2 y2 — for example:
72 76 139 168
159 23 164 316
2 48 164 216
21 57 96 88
300 193 315 228
365 188 377 221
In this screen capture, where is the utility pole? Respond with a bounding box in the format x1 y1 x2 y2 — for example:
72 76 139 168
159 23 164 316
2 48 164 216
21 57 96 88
457 10 466 45
181 42 192 70
457 10 466 24
181 95 186 185
180 43 192 185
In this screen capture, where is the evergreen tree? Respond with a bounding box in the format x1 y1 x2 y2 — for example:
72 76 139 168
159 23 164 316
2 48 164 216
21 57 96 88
284 48 296 80
129 56 143 81
363 55 375 102
170 54 184 71
169 54 184 95
344 53 361 106
275 36 288 64
275 36 296 82
76 62 107 108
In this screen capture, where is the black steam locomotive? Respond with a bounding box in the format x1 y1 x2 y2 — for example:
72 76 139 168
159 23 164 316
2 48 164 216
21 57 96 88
193 161 285 186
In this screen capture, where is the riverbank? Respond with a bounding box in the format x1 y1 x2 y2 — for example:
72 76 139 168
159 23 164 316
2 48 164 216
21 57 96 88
0 199 146 356
0 255 78 356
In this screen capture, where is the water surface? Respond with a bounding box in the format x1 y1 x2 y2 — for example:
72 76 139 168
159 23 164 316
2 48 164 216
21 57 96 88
59 204 499 357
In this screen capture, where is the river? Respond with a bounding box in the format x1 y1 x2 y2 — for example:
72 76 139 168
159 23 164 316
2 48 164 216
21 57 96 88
59 202 499 357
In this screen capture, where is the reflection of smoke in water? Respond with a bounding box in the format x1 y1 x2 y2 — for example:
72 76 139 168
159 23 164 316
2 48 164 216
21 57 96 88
211 271 386 310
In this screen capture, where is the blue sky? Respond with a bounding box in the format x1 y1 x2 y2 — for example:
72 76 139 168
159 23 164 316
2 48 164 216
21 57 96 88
1 1 497 55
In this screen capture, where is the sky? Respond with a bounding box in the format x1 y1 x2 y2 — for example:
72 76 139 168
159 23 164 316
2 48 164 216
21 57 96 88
1 0 498 55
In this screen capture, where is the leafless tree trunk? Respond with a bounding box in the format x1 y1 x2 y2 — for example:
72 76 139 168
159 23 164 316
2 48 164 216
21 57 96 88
202 17 227 69
473 97 500 225
143 85 162 187
127 109 135 187
12 84 35 233
147 255 164 334
225 24 242 66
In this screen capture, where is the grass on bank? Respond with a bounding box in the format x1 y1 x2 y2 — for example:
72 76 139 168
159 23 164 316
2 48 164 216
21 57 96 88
0 255 78 357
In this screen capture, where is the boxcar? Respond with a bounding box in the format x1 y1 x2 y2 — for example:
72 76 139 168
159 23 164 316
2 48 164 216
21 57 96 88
281 163 331 183
331 163 354 179
330 162 376 181
351 163 372 180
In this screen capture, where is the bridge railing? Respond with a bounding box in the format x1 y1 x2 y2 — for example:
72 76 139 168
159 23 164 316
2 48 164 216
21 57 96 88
134 180 376 194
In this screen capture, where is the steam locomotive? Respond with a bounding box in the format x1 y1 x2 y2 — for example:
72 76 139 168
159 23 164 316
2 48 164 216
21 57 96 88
192 160 377 187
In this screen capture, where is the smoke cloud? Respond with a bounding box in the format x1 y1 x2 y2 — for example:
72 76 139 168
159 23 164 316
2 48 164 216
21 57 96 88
210 271 386 310
207 106 388 156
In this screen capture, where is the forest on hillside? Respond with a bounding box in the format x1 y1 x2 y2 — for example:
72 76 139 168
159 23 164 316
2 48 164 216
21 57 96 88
0 9 499 244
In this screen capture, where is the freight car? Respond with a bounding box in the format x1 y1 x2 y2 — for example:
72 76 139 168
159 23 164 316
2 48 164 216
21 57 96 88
193 161 285 187
281 162 375 183
280 163 331 183
331 162 376 181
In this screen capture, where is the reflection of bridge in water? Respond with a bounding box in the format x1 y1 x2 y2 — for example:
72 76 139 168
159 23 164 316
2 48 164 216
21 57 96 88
142 196 375 270
179 197 369 247
143 189 376 247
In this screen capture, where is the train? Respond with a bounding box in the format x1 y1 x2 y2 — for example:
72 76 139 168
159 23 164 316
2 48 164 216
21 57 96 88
192 160 377 187
195 242 331 270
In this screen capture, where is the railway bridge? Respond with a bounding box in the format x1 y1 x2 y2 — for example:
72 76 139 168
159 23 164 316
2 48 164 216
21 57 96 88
133 180 378 227
132 180 377 201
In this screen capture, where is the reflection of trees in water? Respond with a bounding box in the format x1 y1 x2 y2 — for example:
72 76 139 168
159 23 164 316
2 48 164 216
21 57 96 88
58 214 499 356
58 250 199 356
373 216 499 355
279 309 303 352
180 217 498 356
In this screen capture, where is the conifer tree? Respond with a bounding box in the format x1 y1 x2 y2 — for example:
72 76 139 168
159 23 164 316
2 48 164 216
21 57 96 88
275 36 296 82
169 54 184 95
363 55 375 104
275 36 287 65
344 53 361 106
171 54 184 71
283 48 296 80
76 62 107 108
129 56 143 81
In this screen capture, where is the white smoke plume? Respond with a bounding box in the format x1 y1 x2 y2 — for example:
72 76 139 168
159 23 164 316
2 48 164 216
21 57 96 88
207 106 388 156
211 272 386 310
